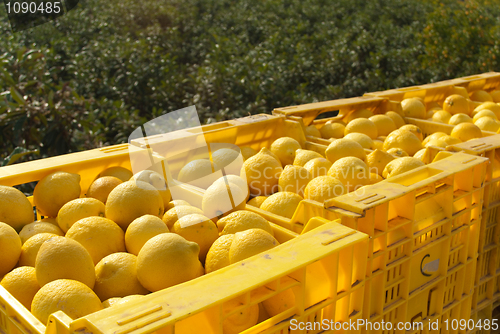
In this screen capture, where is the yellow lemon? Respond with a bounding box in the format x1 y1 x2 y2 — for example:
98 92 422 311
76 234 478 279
260 192 303 219
164 199 190 211
35 236 95 288
344 109 373 123
136 233 203 292
162 205 204 230
212 148 242 176
31 279 102 325
270 137 302 166
239 146 258 161
106 180 164 230
94 253 149 301
132 170 171 208
426 109 437 119
304 176 346 203
278 165 312 197
366 149 395 176
218 210 273 236
451 123 483 142
373 139 384 150
86 176 122 204
247 196 267 208
292 149 324 167
325 138 366 164
213 175 249 199
401 98 426 119
344 118 378 139
303 158 333 178
205 234 235 273
33 171 81 218
399 124 424 141
18 233 58 268
470 90 492 102
241 148 283 196
383 157 425 178
57 198 105 233
385 111 405 128
104 295 142 308
448 113 472 125
327 157 369 192
259 147 280 162
424 138 447 149
439 135 462 146
473 110 498 123
319 122 345 139
202 181 246 221
19 221 63 244
368 172 384 184
125 215 169 256
490 90 500 102
414 148 430 163
304 125 321 137
443 94 470 115
222 296 259 334
229 229 279 264
475 117 500 132
0 185 34 232
173 214 219 262
369 115 397 136
383 130 422 156
344 132 373 149
262 288 296 317
422 132 447 146
473 102 500 118
65 217 126 265
98 166 133 182
177 159 218 189
432 110 452 123
0 266 39 310
387 147 408 157
0 222 22 276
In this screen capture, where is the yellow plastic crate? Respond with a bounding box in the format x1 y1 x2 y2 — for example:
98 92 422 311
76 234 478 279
0 140 370 334
469 300 500 334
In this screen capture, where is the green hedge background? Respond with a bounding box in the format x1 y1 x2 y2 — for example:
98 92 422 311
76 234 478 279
1 0 499 162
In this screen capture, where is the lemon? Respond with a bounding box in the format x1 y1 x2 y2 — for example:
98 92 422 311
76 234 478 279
399 124 424 141
0 222 22 276
18 233 58 267
66 217 126 265
239 146 258 161
385 111 405 128
344 118 378 139
303 158 332 178
212 148 241 176
304 176 346 203
229 229 279 264
366 149 395 176
369 115 397 136
213 174 249 200
448 113 472 125
422 132 447 146
344 132 373 149
344 109 373 123
57 198 106 233
94 253 149 301
270 137 302 166
262 289 296 317
383 157 425 178
162 205 204 229
490 90 500 102
218 211 273 236
470 90 492 102
439 135 461 146
278 165 312 197
383 130 422 156
473 102 500 118
304 125 321 137
164 199 190 212
33 172 81 218
106 180 164 230
222 296 259 334
98 166 133 182
401 98 426 119
103 295 142 308
325 138 366 164
0 185 34 232
260 192 303 219
241 148 283 196
319 122 345 139
451 123 483 142
426 109 437 119
373 139 384 150
86 176 122 204
202 180 246 221
432 110 452 123
177 159 218 189
475 117 500 132
259 147 280 162
413 148 429 162
473 110 498 123
0 266 39 310
125 215 169 256
246 196 267 208
328 157 369 192
35 236 95 288
424 138 447 149
31 279 102 325
443 94 470 115
19 221 64 244
205 234 235 273
132 170 172 208
173 213 219 262
368 172 384 184
387 147 408 157
136 233 203 292
292 149 324 167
